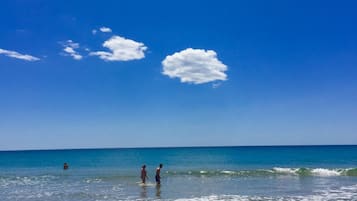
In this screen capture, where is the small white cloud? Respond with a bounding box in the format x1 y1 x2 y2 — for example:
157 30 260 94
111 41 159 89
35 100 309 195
62 40 82 60
90 35 147 61
0 48 40 61
162 48 228 84
92 29 97 35
66 40 79 48
99 27 112 33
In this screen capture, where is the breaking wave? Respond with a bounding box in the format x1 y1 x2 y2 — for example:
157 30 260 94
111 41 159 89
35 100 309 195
166 167 357 177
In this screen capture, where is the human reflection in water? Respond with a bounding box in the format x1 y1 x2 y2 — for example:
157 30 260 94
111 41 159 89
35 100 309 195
156 184 161 198
140 185 147 198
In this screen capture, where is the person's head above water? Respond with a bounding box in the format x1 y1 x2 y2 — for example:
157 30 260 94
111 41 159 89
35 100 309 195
142 165 146 169
159 164 163 168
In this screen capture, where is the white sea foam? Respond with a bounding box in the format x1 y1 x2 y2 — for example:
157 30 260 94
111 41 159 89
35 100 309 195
85 178 102 183
273 167 298 175
220 170 235 174
0 175 57 187
173 184 357 201
310 168 341 177
272 167 346 177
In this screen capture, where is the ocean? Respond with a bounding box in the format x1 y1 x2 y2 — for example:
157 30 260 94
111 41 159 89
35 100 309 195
0 145 356 201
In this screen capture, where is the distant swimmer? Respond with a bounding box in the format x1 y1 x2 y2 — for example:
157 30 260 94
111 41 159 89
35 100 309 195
141 165 148 183
63 162 69 170
155 164 163 185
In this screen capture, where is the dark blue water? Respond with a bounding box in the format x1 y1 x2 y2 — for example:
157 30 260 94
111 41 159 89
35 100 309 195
1 146 357 200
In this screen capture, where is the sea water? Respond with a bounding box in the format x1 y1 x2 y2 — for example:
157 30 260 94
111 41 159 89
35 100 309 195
0 146 357 200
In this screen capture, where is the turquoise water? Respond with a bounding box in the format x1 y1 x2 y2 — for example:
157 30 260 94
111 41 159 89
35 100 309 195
0 146 357 200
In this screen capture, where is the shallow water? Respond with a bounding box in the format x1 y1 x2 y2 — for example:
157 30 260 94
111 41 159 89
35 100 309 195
1 146 357 200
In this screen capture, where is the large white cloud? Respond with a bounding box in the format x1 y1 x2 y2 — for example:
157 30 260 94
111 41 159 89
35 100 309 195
90 36 147 61
162 48 228 84
62 40 82 60
0 48 40 61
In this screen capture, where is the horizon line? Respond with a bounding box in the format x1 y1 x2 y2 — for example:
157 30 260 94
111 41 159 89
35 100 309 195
1 144 356 152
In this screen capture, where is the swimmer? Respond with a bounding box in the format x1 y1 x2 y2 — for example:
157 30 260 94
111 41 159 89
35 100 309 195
63 162 69 170
155 164 163 185
141 165 148 183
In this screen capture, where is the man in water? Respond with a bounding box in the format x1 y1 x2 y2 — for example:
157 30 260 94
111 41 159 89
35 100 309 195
155 164 163 185
141 165 148 184
63 162 69 170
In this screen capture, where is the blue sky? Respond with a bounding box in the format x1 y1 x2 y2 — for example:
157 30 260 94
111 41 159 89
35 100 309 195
0 0 357 150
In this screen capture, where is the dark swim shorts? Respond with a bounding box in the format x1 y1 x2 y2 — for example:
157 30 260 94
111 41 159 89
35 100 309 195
155 175 160 184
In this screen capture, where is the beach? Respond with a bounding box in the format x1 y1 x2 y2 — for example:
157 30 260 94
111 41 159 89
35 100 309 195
1 146 357 200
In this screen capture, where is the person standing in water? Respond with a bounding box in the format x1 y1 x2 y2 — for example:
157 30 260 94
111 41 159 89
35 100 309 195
141 165 148 184
63 163 69 170
155 164 163 185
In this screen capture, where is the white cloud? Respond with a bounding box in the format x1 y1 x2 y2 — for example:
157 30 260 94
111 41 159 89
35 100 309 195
90 35 147 61
92 29 97 35
162 48 228 84
99 27 112 33
62 40 82 60
0 48 40 61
